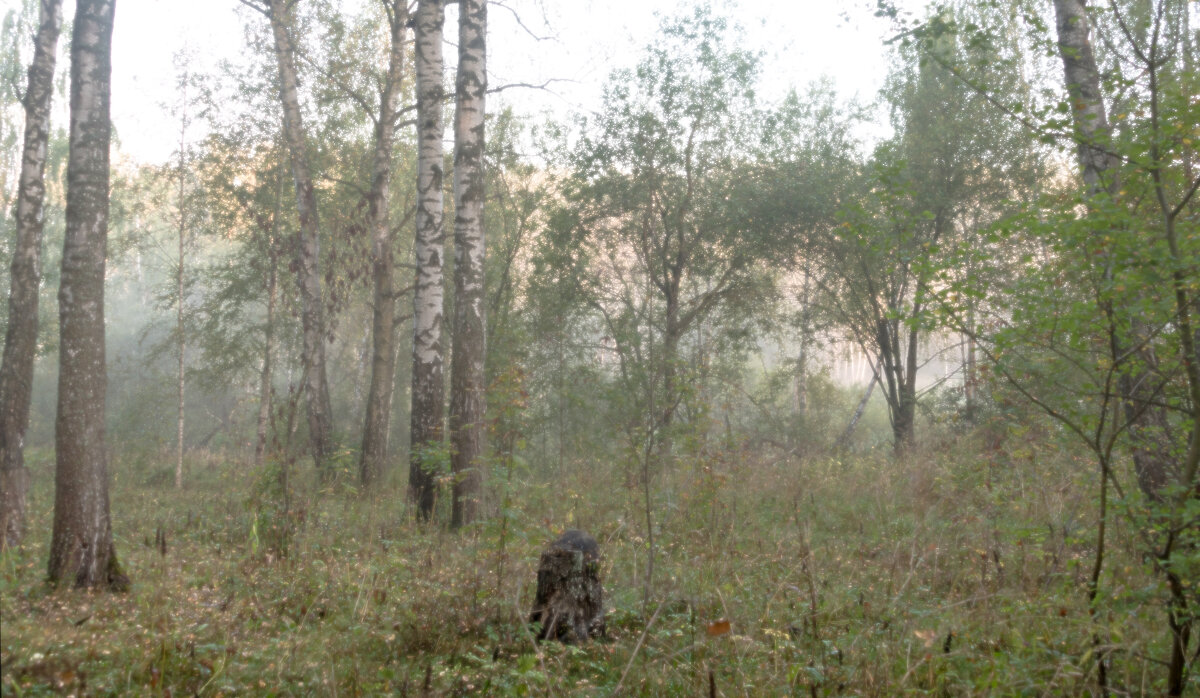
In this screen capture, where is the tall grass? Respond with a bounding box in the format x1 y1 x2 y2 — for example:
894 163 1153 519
0 430 1174 696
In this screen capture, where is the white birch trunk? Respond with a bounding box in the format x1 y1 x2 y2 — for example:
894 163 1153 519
48 0 125 590
0 0 62 549
410 0 447 517
449 0 487 528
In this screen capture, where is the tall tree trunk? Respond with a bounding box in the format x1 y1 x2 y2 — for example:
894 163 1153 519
0 0 62 550
264 0 334 475
48 0 126 591
360 0 409 487
1053 3 1194 693
449 0 487 529
410 0 447 518
1053 0 1171 498
174 75 190 490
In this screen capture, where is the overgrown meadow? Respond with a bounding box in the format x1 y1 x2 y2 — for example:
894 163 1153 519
0 421 1176 696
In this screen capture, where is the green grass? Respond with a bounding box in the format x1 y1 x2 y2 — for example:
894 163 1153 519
0 435 1181 696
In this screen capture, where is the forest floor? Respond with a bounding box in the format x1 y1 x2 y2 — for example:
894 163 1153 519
0 433 1181 696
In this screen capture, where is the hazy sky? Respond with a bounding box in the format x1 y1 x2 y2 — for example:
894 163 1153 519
103 0 913 163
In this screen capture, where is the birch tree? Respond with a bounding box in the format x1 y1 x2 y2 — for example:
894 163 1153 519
409 0 446 518
47 0 126 590
449 0 486 528
241 0 335 475
0 0 61 549
359 0 409 486
1049 1 1197 690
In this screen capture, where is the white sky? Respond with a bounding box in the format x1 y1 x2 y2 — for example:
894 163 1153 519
101 0 916 163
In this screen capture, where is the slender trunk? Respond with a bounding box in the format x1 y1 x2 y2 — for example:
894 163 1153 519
255 262 277 467
175 89 188 490
360 0 409 487
48 0 126 591
0 0 62 550
255 159 285 467
836 369 879 451
176 224 185 489
266 0 333 475
894 312 920 454
964 302 977 422
410 0 447 518
449 0 487 529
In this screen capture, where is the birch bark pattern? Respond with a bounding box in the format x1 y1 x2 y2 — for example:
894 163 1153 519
48 0 126 590
359 0 408 486
410 0 447 517
449 0 487 528
0 0 62 550
266 0 334 473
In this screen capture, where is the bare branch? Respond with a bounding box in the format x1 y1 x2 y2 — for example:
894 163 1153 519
237 0 271 16
1171 174 1200 220
491 0 553 42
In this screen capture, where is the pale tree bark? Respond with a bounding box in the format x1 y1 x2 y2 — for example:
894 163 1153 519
410 0 447 517
449 0 487 528
0 0 62 550
359 0 409 487
1053 0 1172 497
244 0 335 474
1053 0 1121 199
48 0 127 591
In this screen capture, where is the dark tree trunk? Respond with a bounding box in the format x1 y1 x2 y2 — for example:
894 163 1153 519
409 0 447 518
876 316 916 455
449 0 487 529
264 0 334 475
0 0 62 550
47 0 126 591
359 0 409 487
529 530 606 643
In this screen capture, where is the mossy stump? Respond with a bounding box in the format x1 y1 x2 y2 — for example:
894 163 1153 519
529 529 605 643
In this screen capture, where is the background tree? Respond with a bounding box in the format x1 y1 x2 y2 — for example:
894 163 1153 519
548 10 772 463
241 0 335 476
449 0 488 528
359 0 410 487
812 4 1043 453
47 0 125 590
0 0 61 549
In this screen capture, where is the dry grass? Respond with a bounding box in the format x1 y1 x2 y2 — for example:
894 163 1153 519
0 432 1177 696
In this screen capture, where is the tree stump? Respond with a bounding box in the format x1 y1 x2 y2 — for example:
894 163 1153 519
529 529 605 643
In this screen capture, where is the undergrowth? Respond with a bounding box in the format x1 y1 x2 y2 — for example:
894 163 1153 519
0 431 1181 696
